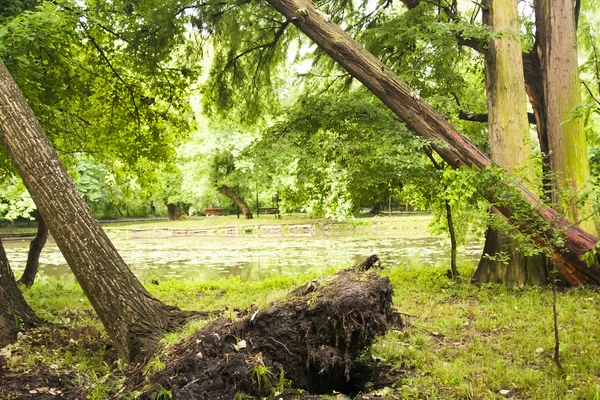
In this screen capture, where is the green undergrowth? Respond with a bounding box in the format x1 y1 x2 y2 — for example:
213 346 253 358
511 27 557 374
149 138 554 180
6 264 600 399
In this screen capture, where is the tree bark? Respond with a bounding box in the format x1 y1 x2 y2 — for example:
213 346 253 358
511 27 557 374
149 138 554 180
535 0 597 235
18 212 48 287
474 0 549 286
473 228 549 285
0 61 189 361
167 203 184 221
0 239 39 347
264 0 600 285
216 185 253 219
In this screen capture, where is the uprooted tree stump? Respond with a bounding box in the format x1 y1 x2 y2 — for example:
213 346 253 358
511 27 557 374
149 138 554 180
132 269 399 399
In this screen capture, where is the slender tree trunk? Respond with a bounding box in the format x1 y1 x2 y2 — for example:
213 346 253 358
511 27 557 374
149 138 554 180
425 150 459 278
0 61 190 361
444 199 459 278
167 203 184 221
522 50 552 193
216 185 253 219
264 0 600 285
535 0 597 235
474 0 549 285
18 212 48 287
0 239 39 347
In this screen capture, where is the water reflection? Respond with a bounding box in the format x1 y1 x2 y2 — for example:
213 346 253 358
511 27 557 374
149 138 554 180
2 228 483 282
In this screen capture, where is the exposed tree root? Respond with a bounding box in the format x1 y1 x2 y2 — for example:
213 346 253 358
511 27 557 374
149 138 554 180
131 269 399 399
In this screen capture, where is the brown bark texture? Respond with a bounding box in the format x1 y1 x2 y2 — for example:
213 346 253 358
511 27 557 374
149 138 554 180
0 239 39 347
18 212 48 287
473 228 549 285
216 185 253 219
264 0 600 285
0 61 189 361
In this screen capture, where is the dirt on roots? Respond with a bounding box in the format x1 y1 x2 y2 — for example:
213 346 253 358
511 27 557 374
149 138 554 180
132 269 401 399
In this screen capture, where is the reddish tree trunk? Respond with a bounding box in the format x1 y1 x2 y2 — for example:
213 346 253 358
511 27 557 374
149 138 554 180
0 239 39 347
18 212 48 287
264 0 600 285
0 61 189 361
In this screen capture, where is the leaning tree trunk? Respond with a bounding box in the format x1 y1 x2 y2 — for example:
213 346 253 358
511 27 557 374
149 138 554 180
474 0 549 286
535 0 597 235
18 212 48 287
264 0 600 285
0 61 190 361
216 185 253 219
0 239 39 347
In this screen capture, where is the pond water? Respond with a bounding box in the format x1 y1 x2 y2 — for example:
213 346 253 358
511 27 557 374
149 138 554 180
3 226 484 282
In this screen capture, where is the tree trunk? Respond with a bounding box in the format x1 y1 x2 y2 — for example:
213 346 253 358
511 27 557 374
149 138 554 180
18 212 48 287
444 199 459 279
522 50 552 194
0 239 39 347
473 0 549 285
368 202 380 215
425 150 459 278
535 0 597 235
216 185 253 219
264 0 600 285
473 228 549 285
0 61 189 361
167 203 184 221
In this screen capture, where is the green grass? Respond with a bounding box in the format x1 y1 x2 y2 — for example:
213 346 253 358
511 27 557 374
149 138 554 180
9 260 600 399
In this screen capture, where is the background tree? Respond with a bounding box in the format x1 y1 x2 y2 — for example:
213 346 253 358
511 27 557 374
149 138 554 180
0 239 39 347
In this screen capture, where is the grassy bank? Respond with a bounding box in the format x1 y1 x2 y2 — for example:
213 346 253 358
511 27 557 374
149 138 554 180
2 262 599 399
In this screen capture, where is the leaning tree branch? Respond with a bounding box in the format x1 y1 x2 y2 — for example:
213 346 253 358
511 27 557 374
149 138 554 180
459 111 537 125
264 0 600 285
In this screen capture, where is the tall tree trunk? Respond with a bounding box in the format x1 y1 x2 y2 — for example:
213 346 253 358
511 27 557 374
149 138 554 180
535 0 597 235
0 239 39 347
0 61 189 361
167 203 184 221
18 212 48 287
216 185 253 219
264 0 600 285
474 0 549 285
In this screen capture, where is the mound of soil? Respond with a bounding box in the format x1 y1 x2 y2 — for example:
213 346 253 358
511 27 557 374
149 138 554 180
133 269 400 399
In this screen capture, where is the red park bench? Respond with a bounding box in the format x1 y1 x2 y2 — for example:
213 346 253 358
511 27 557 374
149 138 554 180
204 207 226 216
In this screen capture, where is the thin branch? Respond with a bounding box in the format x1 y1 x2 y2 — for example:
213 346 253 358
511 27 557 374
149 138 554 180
582 81 600 109
218 21 290 78
79 22 141 130
459 111 537 125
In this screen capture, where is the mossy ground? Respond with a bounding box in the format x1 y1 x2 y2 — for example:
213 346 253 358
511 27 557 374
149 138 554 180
1 262 599 399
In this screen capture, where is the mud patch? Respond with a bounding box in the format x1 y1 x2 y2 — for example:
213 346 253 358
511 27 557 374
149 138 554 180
131 269 400 399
